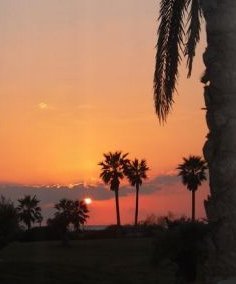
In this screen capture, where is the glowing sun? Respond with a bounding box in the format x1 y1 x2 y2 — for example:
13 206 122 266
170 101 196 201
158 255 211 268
84 198 92 205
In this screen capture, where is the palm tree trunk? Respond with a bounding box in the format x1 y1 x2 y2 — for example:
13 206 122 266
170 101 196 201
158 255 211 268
135 184 139 226
114 189 121 226
201 1 236 282
192 190 195 222
27 221 31 231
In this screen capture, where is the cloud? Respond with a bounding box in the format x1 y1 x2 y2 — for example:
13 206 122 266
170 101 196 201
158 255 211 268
0 174 180 203
38 102 48 110
37 102 55 111
0 173 181 221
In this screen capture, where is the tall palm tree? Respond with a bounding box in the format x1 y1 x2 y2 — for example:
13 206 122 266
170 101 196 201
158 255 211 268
98 151 129 226
124 159 149 226
177 156 207 221
154 0 236 280
17 195 42 230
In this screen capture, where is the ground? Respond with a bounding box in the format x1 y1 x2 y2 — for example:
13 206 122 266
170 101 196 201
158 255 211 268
0 238 158 284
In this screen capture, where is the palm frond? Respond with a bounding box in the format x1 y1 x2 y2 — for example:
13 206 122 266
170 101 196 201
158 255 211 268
185 0 202 77
154 0 202 123
154 0 187 123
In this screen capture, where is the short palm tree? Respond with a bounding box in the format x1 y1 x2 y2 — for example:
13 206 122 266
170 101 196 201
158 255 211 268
98 151 129 226
52 198 89 232
72 200 89 232
177 156 207 221
124 159 149 226
17 195 42 230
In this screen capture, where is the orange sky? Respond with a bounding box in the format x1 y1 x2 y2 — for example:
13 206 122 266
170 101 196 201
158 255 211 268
0 0 208 224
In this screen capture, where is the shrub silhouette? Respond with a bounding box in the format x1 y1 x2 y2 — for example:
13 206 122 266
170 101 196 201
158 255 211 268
152 218 210 283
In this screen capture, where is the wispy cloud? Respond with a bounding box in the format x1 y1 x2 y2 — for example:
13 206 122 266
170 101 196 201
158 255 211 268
38 102 48 110
37 102 55 111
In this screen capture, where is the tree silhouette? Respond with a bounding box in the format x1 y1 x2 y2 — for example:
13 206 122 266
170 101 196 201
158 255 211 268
0 196 19 248
177 156 207 221
71 200 89 232
17 195 42 230
49 198 89 233
154 0 236 279
99 151 129 226
124 159 149 226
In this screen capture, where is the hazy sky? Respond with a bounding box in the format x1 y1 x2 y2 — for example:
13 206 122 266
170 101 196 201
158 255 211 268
0 0 208 224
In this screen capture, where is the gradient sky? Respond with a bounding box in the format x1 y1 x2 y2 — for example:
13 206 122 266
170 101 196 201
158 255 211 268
0 0 208 225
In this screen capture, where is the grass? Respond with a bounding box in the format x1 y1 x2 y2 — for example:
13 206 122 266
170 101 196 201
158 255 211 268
0 238 158 284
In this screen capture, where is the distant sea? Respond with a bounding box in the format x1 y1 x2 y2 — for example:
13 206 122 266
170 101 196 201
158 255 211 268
84 225 108 231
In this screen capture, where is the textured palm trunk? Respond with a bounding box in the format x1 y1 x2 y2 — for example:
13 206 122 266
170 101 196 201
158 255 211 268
201 0 236 282
114 189 121 226
134 184 139 226
27 217 31 231
27 223 31 231
192 190 195 222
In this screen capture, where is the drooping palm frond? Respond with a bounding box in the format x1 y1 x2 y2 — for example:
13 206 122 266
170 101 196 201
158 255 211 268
154 0 187 122
185 0 202 77
154 0 202 123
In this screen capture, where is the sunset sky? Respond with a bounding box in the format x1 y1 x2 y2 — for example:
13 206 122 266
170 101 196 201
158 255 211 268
0 0 208 225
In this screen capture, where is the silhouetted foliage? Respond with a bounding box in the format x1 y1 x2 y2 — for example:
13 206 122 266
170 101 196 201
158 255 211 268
177 155 207 221
17 226 58 242
154 0 202 122
0 196 19 249
17 195 42 230
152 218 210 283
124 159 149 226
99 151 129 226
47 198 89 245
140 212 175 228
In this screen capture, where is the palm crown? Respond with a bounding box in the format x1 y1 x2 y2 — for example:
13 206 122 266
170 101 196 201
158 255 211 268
17 195 42 230
125 159 149 187
177 155 207 191
99 151 129 191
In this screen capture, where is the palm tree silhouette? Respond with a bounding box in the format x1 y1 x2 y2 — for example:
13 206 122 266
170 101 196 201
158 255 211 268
177 156 207 221
52 198 89 232
154 0 236 279
99 151 129 226
72 200 89 232
124 159 149 226
17 195 42 230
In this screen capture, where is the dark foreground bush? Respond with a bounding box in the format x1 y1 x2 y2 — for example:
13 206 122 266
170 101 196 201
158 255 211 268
105 224 164 238
152 218 211 284
0 196 19 249
17 226 84 242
